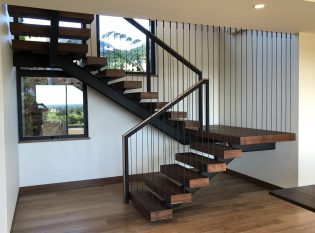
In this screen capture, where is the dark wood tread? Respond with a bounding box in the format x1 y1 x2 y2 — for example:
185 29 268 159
82 56 107 71
176 153 226 173
169 119 201 130
12 40 88 57
141 102 168 111
10 22 91 40
188 125 296 145
95 69 125 79
130 190 173 222
190 142 242 159
8 5 94 24
164 111 188 120
125 92 158 101
145 174 192 205
110 80 142 90
160 164 209 188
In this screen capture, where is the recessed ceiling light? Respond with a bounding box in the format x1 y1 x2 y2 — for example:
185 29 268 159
254 3 265 9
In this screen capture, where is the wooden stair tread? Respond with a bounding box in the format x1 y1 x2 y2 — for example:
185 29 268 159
145 174 192 205
10 23 91 40
82 56 107 71
188 125 296 145
190 142 242 159
8 5 94 24
176 152 226 173
110 81 142 90
95 69 125 79
12 40 88 57
141 102 168 111
125 92 158 101
130 190 173 222
169 119 201 130
164 111 188 119
160 164 209 188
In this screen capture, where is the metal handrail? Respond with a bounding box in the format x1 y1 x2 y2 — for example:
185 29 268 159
124 18 203 78
122 79 207 203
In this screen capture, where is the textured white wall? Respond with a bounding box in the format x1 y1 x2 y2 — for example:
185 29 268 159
0 4 19 233
298 32 315 186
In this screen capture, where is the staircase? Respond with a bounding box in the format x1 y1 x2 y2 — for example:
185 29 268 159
8 5 296 222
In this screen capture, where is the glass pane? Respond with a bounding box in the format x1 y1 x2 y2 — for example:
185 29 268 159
99 16 149 72
66 85 84 135
21 77 85 138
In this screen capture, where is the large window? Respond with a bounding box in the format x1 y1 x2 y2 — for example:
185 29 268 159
18 75 88 141
97 16 155 73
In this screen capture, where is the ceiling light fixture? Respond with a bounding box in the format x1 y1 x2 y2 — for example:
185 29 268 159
254 3 265 9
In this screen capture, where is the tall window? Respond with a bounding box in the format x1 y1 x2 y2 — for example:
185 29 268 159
18 76 88 141
97 16 155 73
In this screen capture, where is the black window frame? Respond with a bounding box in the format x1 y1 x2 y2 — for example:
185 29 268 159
96 15 156 75
17 68 89 142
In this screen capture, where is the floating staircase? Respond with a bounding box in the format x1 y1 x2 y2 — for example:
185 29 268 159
8 5 297 223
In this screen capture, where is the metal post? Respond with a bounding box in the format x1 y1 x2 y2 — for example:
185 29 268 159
146 36 151 92
198 75 203 129
122 136 129 204
205 80 210 131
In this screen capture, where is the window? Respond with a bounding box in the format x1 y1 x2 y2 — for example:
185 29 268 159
15 17 82 44
97 15 155 73
18 75 88 141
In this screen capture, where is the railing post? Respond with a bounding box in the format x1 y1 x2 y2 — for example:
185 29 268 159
122 136 129 204
198 75 203 129
146 36 151 92
205 80 210 131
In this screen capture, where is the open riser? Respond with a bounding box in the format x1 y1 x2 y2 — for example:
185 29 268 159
8 5 297 222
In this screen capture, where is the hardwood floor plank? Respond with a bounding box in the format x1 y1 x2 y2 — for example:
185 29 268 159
12 174 315 233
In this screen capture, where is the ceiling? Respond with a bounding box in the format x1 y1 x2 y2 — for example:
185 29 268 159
2 0 315 33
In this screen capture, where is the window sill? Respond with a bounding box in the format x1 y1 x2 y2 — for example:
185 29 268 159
18 136 90 144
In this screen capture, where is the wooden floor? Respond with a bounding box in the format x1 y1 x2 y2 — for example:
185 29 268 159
12 173 315 233
270 185 315 213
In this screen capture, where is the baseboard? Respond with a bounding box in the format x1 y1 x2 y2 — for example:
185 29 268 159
225 169 281 190
19 176 123 195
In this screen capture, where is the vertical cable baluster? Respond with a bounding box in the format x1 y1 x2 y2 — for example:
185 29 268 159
290 34 292 132
280 32 283 131
285 33 287 132
251 30 254 129
241 29 243 128
255 31 258 130
271 32 274 131
235 28 237 128
276 32 278 131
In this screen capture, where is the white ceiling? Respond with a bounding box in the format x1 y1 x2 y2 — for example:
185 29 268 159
2 0 315 33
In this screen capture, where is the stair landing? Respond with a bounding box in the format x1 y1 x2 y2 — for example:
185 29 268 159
188 125 296 145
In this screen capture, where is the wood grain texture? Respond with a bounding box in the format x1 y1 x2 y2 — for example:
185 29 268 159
188 125 296 145
125 92 158 101
164 111 188 119
169 119 201 130
12 40 88 57
270 185 315 212
12 173 315 233
130 190 173 222
110 81 142 90
176 152 226 173
82 56 107 71
160 164 209 188
96 69 125 79
144 174 192 205
190 142 243 159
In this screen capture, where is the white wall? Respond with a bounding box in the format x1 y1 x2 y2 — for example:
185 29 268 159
298 32 315 186
0 4 19 233
226 32 299 188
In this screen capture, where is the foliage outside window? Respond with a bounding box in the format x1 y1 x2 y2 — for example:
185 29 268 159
98 16 153 72
19 76 88 140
